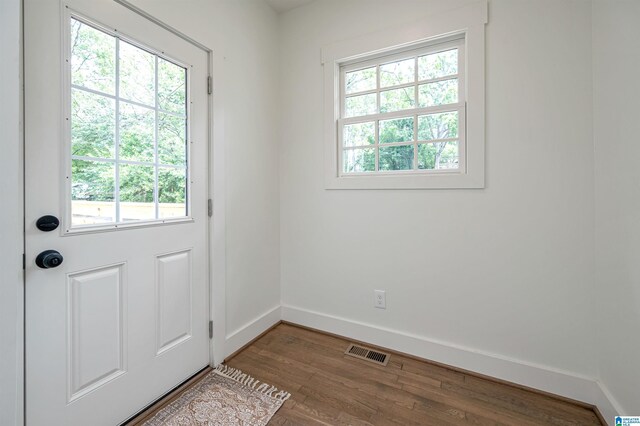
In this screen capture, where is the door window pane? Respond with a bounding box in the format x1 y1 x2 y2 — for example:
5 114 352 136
71 160 115 226
158 58 187 114
71 89 115 159
119 102 155 163
69 17 189 227
158 168 187 218
119 40 155 106
158 113 187 166
70 18 115 95
119 164 155 221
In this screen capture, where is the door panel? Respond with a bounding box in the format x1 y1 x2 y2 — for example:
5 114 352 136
24 1 210 424
68 264 126 402
156 250 192 354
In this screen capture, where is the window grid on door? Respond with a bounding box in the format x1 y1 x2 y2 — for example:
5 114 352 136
67 15 189 229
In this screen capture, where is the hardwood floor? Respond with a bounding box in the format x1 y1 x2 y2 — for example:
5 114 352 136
225 323 604 426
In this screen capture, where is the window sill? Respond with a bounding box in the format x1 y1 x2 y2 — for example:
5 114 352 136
325 171 484 190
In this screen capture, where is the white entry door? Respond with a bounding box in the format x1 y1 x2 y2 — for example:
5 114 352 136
24 1 210 424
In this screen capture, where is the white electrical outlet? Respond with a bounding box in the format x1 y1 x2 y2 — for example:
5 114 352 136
374 290 386 309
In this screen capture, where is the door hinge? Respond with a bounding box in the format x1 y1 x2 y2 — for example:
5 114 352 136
207 76 212 95
208 199 213 217
22 253 26 270
209 320 213 339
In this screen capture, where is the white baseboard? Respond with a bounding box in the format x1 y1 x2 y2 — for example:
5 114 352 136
224 306 281 357
595 382 626 425
281 304 620 424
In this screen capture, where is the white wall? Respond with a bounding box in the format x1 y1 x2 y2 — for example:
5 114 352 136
131 0 282 356
593 0 640 415
0 0 24 424
279 0 597 386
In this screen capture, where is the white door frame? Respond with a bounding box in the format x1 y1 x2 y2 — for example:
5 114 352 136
0 0 25 424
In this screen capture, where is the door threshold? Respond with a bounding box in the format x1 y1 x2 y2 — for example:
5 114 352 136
121 366 212 425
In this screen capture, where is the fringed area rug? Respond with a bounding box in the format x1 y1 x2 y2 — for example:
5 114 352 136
143 365 291 426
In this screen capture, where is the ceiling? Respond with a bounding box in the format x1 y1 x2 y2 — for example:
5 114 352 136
264 0 315 14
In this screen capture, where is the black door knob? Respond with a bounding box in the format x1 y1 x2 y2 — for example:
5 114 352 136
36 250 64 269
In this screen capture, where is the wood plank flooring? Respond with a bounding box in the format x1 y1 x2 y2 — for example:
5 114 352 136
225 323 604 426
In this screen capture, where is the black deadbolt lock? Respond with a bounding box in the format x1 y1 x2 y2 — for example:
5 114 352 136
36 215 60 232
36 250 64 269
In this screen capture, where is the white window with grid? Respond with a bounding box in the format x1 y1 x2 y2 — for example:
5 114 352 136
322 1 487 189
339 39 465 175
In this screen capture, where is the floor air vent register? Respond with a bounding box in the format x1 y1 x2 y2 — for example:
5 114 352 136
344 343 390 366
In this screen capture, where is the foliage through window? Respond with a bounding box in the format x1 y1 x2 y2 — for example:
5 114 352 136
69 17 188 227
339 39 465 175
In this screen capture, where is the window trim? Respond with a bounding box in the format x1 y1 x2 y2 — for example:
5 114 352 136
322 1 487 189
